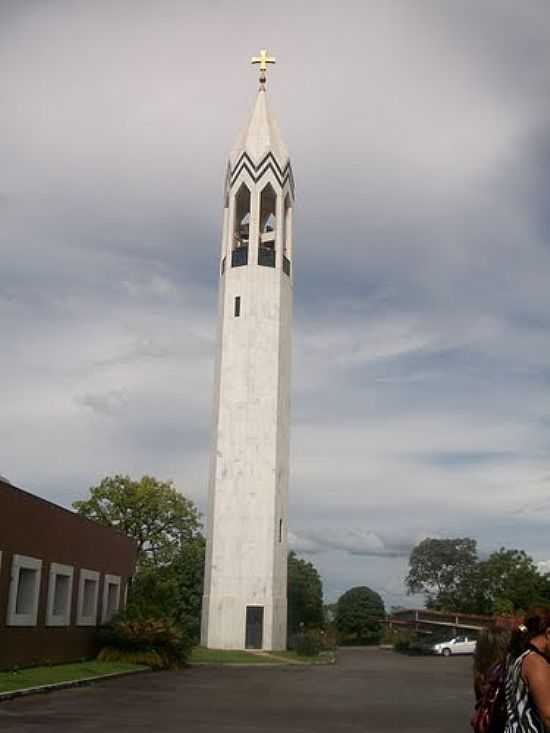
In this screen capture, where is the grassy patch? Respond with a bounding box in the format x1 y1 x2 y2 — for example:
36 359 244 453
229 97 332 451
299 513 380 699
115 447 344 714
267 650 336 664
190 647 336 665
0 661 147 694
190 647 286 664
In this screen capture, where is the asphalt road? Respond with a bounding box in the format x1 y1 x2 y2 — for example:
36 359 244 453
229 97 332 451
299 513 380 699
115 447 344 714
0 648 475 732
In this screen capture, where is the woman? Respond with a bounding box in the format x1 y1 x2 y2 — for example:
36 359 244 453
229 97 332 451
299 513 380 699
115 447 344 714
505 609 550 732
474 626 512 701
471 626 511 732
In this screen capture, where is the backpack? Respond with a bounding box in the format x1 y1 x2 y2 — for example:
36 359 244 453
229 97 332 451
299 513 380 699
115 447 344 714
471 660 507 733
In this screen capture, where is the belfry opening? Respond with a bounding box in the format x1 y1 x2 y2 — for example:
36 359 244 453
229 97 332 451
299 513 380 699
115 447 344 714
259 183 277 268
232 183 250 268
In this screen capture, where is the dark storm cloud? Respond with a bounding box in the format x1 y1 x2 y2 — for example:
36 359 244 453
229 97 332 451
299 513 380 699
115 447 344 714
2 0 550 604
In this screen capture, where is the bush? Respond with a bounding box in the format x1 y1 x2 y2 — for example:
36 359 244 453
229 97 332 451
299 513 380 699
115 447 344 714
391 630 417 653
97 612 192 670
295 628 323 657
320 625 338 651
97 647 166 669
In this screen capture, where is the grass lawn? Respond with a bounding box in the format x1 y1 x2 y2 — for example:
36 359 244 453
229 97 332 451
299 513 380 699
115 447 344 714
0 661 147 694
190 647 336 665
266 650 336 664
190 647 285 664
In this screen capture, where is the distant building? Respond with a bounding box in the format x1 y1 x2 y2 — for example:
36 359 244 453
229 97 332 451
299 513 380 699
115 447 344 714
0 477 137 669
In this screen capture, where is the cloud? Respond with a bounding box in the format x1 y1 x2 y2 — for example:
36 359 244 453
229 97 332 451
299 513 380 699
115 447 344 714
288 532 321 555
78 390 129 417
2 0 550 606
291 529 414 559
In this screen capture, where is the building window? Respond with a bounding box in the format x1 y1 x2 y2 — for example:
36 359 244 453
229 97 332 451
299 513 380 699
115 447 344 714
6 554 42 627
234 296 241 317
279 519 283 543
46 563 74 626
77 569 100 626
102 574 121 623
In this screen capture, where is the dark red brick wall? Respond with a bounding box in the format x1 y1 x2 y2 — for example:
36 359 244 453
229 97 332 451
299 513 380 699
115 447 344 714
0 479 138 668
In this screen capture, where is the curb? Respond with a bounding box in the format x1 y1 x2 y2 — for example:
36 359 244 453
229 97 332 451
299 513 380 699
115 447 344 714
0 667 151 703
188 655 336 668
188 662 293 668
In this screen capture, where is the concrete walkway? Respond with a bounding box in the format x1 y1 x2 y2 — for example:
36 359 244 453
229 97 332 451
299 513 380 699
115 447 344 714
0 648 474 732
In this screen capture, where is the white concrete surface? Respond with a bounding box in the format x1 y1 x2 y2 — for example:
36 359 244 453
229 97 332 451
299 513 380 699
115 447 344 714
202 85 294 651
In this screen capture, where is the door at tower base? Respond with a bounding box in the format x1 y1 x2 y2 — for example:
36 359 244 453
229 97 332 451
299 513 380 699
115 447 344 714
201 593 288 651
245 606 263 649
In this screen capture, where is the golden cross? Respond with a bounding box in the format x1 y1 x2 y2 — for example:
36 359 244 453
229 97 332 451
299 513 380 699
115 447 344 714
251 49 276 84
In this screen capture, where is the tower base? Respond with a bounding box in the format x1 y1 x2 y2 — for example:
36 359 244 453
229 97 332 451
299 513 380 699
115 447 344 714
201 594 287 651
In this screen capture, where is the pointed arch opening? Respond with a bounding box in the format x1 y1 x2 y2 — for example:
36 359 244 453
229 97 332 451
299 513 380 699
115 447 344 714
283 193 292 276
232 183 250 267
258 183 277 268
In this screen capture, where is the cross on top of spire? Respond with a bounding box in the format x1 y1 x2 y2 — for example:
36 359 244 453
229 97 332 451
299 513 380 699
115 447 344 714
251 49 276 87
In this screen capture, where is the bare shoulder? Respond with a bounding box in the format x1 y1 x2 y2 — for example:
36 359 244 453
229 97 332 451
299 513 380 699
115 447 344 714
523 652 550 684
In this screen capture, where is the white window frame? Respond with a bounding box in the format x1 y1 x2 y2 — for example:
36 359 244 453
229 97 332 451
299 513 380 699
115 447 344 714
7 554 42 626
123 578 129 609
76 568 100 626
102 574 121 623
46 562 74 626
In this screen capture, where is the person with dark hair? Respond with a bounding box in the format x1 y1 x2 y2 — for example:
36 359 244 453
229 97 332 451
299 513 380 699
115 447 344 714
505 609 550 732
471 626 512 732
474 626 512 700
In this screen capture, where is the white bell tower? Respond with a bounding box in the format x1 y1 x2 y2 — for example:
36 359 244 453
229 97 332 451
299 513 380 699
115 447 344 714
201 51 294 651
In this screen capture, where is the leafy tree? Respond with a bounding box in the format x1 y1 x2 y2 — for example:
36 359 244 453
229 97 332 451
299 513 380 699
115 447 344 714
287 551 324 634
479 548 545 613
406 538 550 615
73 474 202 568
74 474 205 640
127 535 206 642
174 535 206 639
336 586 385 644
405 537 480 611
539 573 550 605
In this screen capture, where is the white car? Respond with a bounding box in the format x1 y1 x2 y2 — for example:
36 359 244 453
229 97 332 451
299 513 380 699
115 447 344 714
432 635 477 657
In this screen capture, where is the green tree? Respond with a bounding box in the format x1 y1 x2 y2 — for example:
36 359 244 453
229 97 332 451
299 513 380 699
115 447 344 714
74 474 206 640
405 537 481 611
479 548 545 613
174 535 206 639
73 474 202 568
287 551 324 634
336 586 385 644
127 535 206 642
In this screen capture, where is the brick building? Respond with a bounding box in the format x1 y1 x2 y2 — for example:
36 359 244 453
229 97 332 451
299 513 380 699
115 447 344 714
0 477 137 668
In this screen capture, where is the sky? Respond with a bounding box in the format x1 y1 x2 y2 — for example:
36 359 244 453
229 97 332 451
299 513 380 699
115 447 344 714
2 1 550 608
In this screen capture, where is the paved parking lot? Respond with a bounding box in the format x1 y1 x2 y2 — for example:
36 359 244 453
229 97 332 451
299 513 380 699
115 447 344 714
0 648 475 732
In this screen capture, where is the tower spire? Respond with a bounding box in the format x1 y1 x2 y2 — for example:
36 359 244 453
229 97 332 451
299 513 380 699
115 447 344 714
251 48 276 88
201 54 295 652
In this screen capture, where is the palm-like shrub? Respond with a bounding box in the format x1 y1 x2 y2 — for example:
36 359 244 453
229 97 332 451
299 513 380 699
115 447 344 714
97 612 192 669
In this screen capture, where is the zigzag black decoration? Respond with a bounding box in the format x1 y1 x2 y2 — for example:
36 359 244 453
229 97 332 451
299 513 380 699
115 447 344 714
229 151 295 196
